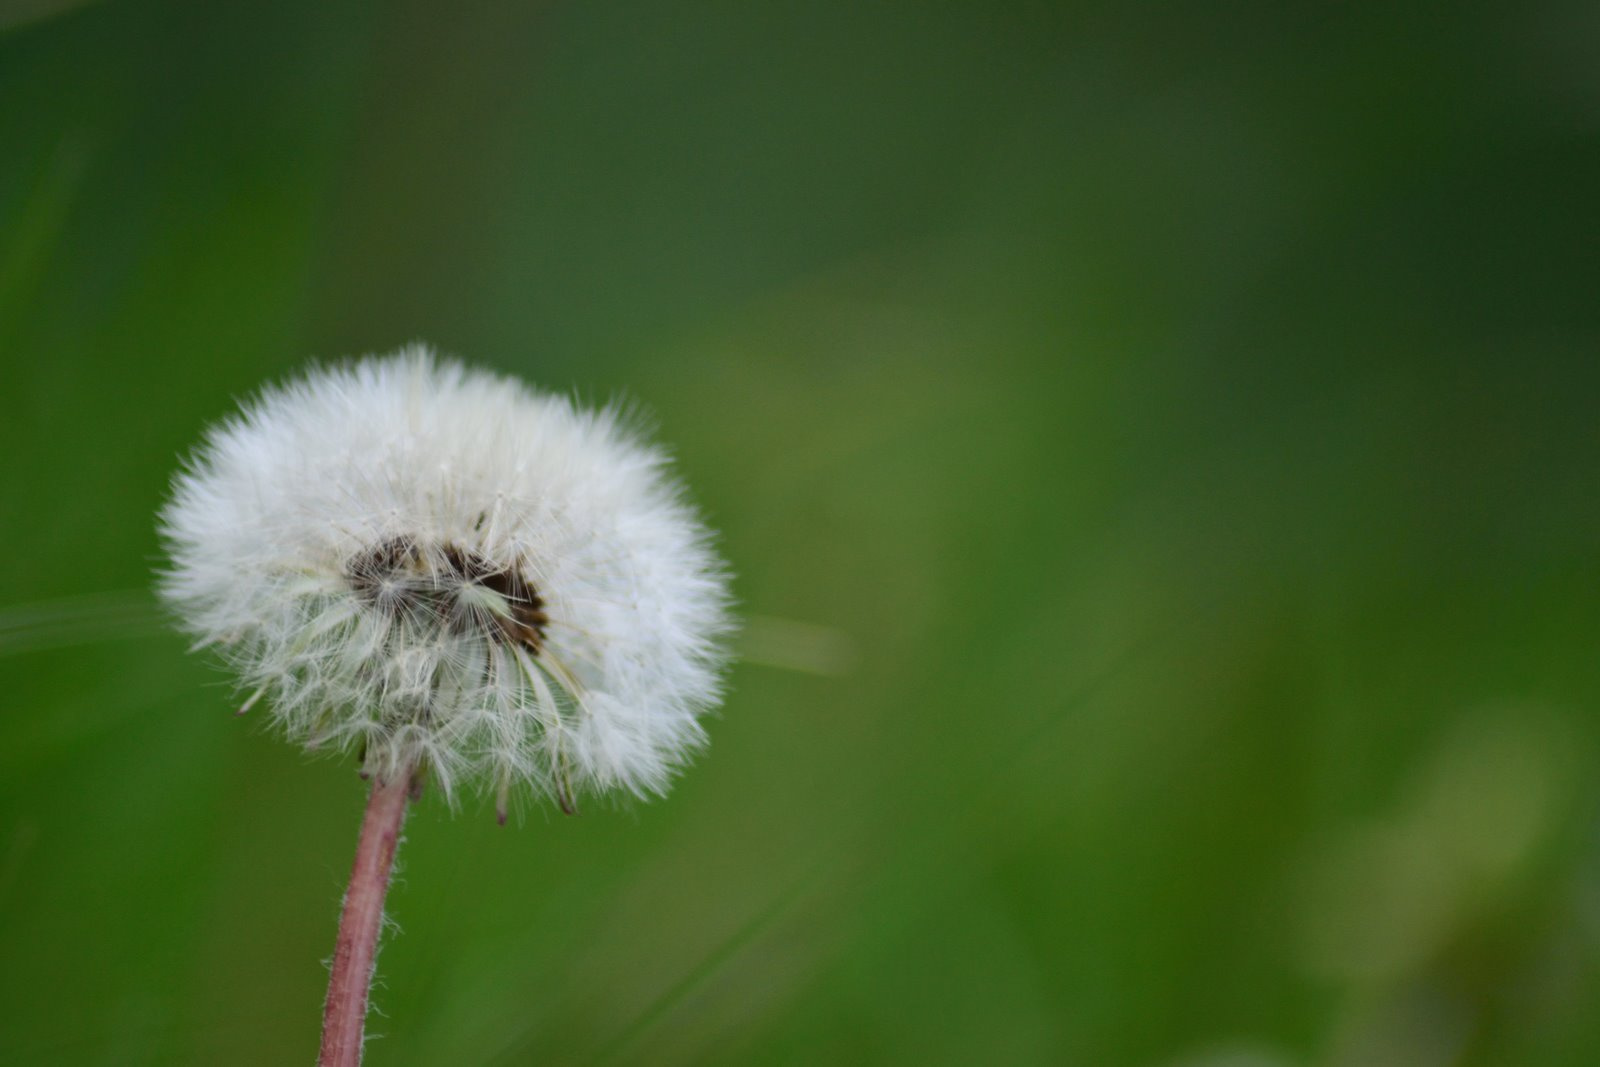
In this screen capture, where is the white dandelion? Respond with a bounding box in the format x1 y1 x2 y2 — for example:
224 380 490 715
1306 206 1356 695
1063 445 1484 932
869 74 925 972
160 344 732 813
157 345 733 1066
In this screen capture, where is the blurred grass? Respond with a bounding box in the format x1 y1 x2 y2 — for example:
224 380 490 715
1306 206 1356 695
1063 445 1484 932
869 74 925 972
2 1 1599 1065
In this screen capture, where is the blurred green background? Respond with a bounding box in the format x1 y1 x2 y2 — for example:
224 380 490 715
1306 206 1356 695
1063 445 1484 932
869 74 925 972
3 2 1598 1064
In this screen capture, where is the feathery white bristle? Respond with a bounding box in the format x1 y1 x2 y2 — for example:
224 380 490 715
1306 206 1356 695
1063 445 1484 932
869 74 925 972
158 345 733 809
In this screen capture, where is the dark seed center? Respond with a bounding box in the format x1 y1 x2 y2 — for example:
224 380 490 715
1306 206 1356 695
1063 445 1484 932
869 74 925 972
344 535 548 651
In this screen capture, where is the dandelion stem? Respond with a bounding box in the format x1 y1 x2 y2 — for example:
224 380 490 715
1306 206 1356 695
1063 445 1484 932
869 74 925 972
319 770 413 1067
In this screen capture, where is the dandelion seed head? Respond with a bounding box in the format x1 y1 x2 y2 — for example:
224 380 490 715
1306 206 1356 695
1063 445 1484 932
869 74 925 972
158 345 733 808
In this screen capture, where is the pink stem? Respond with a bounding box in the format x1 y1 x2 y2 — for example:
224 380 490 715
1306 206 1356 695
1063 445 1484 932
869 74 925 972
318 773 412 1067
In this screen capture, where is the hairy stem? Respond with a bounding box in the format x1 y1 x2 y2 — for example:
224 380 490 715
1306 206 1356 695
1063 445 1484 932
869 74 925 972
318 771 413 1067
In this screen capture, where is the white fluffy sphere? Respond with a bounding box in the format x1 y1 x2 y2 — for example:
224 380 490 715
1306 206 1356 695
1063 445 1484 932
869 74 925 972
159 347 733 812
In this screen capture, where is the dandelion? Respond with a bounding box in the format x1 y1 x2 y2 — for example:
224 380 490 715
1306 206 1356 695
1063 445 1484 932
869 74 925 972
158 346 732 1065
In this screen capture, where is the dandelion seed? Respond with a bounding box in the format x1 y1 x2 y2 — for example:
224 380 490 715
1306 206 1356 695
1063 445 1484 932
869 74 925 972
158 345 733 808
